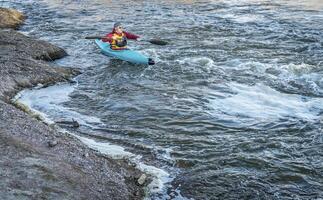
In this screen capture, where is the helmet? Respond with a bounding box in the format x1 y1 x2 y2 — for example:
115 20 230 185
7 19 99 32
113 22 122 28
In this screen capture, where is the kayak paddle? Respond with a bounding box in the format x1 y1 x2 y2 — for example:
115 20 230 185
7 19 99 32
85 36 168 45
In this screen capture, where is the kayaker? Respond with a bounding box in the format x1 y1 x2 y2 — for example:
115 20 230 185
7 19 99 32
102 22 140 50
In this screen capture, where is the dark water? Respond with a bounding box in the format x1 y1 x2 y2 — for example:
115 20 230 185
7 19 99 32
6 0 323 199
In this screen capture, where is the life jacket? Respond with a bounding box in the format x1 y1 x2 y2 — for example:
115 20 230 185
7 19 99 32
110 32 127 50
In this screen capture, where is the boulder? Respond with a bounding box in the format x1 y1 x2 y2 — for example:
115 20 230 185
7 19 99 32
0 29 78 101
0 8 25 29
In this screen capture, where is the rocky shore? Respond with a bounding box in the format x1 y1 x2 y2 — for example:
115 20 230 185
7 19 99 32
0 8 146 200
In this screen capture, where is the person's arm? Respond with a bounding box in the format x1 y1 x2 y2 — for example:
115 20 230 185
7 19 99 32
124 31 139 40
102 33 113 43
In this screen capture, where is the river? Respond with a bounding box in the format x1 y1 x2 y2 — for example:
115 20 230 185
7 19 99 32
5 0 323 199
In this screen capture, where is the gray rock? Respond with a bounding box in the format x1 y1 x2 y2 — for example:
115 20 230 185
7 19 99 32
137 174 147 185
55 119 80 128
48 140 58 147
0 29 79 101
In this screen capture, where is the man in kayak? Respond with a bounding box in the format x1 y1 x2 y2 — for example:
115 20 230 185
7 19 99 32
102 22 140 50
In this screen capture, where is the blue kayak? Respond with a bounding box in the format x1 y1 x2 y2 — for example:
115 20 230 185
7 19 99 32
95 39 155 65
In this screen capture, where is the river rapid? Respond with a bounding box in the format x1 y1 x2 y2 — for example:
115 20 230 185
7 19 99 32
5 0 323 199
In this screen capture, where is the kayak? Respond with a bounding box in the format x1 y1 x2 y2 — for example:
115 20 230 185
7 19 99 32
95 39 155 65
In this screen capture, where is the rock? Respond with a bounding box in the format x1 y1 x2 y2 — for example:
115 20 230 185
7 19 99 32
137 174 147 185
0 8 25 29
55 119 80 128
72 119 80 128
170 192 176 197
69 79 78 84
0 29 68 61
48 140 58 147
0 29 79 101
35 83 44 89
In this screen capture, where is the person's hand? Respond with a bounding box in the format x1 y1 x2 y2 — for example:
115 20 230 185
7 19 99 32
112 36 117 40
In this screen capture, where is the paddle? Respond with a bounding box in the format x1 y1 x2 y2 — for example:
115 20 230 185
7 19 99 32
85 36 168 45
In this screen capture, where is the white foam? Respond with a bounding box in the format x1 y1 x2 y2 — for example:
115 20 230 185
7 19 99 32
177 56 215 74
136 161 189 200
74 133 134 159
281 63 320 76
275 63 323 95
209 82 323 122
139 164 171 196
220 13 268 24
178 56 214 67
14 83 102 127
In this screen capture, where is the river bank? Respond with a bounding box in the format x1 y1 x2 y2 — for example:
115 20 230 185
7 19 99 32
0 7 147 200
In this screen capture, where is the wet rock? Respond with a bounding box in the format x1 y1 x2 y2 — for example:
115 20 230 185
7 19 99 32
137 174 147 185
170 192 176 197
48 140 58 147
0 29 67 61
55 119 80 128
0 8 25 29
0 30 79 101
35 83 44 89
